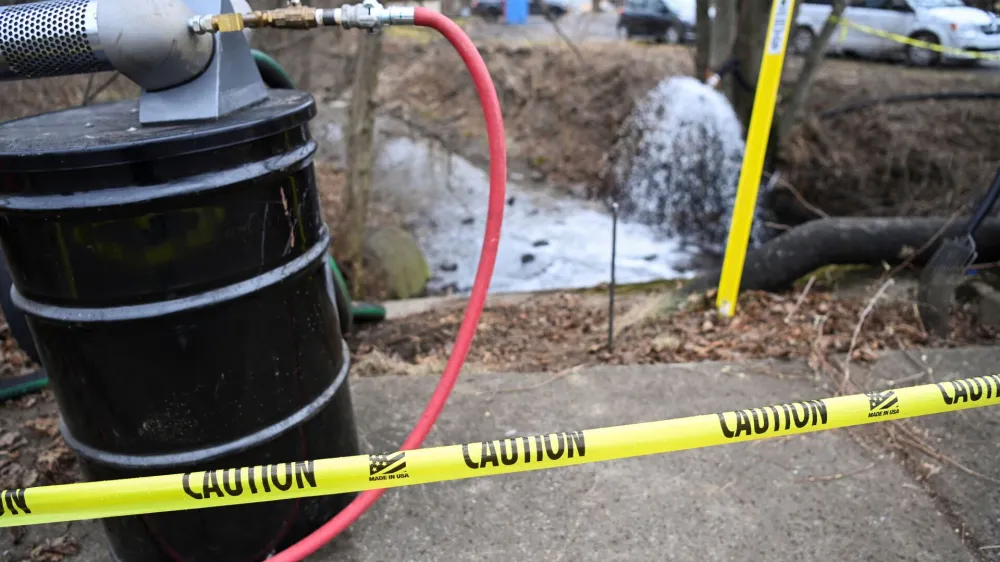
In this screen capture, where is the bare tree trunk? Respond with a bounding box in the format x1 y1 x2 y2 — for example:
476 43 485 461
773 0 846 143
730 0 770 132
708 0 738 68
338 32 384 297
592 0 602 13
694 0 712 80
709 0 740 100
695 0 843 168
297 36 316 92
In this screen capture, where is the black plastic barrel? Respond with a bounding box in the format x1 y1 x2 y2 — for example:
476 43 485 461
0 90 360 562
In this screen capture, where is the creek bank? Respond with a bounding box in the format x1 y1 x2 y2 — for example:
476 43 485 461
317 101 700 296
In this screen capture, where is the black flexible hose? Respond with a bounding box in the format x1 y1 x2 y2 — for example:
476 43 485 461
819 91 1000 120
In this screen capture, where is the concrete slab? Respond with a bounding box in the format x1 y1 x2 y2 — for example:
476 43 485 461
868 347 1000 560
3 360 978 561
311 361 967 562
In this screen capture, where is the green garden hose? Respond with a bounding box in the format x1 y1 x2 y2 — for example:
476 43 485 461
252 49 296 89
0 369 48 402
327 255 387 326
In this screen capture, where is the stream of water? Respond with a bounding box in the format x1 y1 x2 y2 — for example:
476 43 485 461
370 134 697 294
321 77 744 295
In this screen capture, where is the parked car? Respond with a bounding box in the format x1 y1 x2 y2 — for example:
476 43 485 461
794 0 1000 66
616 0 696 44
470 0 570 21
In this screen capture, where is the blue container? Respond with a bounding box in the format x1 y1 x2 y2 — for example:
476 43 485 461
505 0 528 25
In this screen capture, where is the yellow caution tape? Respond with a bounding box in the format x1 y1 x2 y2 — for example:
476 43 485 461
2 374 999 527
717 0 796 317
834 17 1000 61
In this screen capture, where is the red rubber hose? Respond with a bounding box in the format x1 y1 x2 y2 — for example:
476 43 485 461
268 9 506 561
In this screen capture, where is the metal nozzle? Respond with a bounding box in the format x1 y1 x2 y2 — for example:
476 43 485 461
189 4 321 34
189 0 415 34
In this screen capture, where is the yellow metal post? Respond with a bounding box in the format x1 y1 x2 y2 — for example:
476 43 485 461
715 0 796 318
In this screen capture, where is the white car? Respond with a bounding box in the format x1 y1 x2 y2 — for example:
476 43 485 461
793 0 1000 66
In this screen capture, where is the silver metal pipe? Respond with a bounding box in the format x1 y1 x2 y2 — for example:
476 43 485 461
0 0 113 80
0 0 214 91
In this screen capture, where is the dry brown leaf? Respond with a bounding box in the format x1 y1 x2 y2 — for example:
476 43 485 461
344 286 996 374
36 441 74 476
0 459 26 490
0 430 23 449
29 535 80 562
23 417 59 438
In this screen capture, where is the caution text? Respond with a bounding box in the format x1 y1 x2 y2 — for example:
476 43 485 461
937 376 1000 406
718 400 828 439
183 461 317 500
0 489 30 517
462 431 586 470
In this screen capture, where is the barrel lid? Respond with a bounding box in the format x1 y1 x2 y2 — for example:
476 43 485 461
0 89 316 172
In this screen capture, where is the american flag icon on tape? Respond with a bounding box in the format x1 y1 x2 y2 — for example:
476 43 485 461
867 391 899 412
369 452 407 476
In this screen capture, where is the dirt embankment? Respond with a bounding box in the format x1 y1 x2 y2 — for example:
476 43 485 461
780 60 1000 219
377 40 690 189
376 38 1000 220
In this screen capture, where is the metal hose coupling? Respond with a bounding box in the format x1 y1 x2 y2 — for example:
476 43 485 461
189 0 415 34
332 0 415 30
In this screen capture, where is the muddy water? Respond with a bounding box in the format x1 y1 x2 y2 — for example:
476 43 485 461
319 103 696 294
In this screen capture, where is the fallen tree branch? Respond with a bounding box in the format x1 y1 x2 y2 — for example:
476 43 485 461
794 462 876 484
773 178 830 219
890 423 1000 485
784 275 815 323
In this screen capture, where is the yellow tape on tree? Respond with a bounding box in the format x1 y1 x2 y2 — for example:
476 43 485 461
835 17 1000 61
716 0 796 318
1 375 998 527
